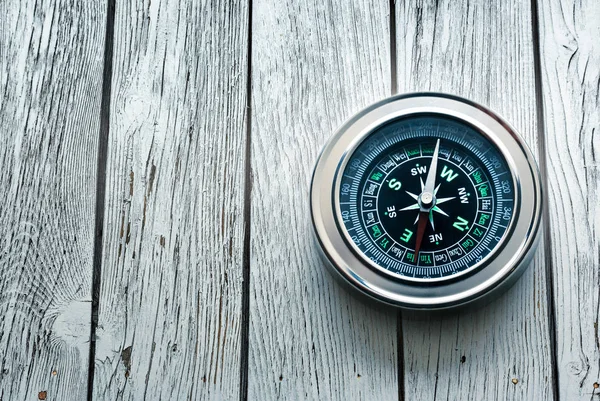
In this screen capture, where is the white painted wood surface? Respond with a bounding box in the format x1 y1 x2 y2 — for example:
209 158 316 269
0 0 105 400
1 0 599 399
538 0 600 398
248 0 399 399
396 1 555 400
90 1 248 400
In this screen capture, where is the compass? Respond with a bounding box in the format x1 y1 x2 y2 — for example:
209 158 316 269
310 93 542 310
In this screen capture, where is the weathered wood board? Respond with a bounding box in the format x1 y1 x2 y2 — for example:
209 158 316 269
537 0 600 398
396 1 555 399
247 0 399 399
91 1 249 400
0 0 106 400
2 0 599 399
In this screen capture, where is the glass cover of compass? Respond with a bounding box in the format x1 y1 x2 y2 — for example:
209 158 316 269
311 93 542 309
338 115 514 281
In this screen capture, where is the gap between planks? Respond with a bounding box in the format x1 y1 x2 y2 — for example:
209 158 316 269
87 0 116 399
530 0 560 399
389 1 406 401
239 0 254 400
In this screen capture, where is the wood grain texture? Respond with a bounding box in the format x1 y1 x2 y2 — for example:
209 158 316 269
0 0 105 400
248 1 398 399
396 1 555 399
91 1 248 399
537 0 600 398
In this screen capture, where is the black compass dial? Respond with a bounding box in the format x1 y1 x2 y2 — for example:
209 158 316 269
337 114 516 280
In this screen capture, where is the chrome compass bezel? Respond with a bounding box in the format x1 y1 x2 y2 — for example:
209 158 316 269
310 93 543 310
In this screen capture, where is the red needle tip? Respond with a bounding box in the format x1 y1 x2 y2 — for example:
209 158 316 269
413 212 429 264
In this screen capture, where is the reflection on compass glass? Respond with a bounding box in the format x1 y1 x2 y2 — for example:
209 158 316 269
338 115 515 280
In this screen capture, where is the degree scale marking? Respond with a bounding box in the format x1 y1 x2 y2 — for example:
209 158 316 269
338 115 515 279
357 152 490 274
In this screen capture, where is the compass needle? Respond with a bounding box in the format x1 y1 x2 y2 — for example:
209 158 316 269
413 212 428 260
423 139 441 194
311 94 541 309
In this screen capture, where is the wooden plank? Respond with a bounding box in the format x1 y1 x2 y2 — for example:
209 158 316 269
537 0 600 398
248 1 398 399
396 1 555 399
0 0 105 399
90 1 248 399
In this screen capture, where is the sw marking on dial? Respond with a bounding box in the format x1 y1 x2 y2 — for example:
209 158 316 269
338 115 515 280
